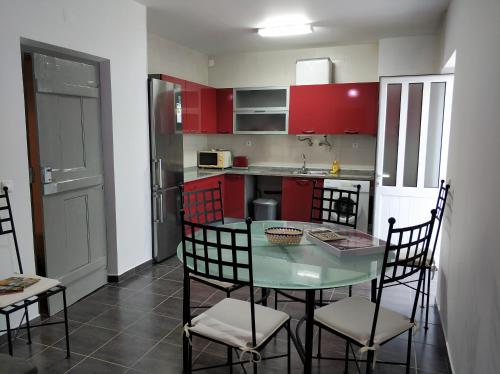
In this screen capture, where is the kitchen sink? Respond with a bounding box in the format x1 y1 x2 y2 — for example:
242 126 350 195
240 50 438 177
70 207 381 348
292 169 331 176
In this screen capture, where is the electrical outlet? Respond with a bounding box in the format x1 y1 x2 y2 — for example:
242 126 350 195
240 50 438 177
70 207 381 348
352 142 359 149
1 180 14 192
246 140 252 147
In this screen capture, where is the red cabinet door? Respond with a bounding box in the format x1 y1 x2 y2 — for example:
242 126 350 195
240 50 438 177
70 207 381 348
200 85 217 134
331 82 379 135
281 177 324 221
184 81 201 134
224 174 245 219
216 88 233 134
289 85 334 135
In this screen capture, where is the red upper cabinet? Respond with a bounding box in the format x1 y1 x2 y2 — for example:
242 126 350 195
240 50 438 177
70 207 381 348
289 85 334 135
289 83 379 135
281 178 324 222
331 83 379 135
216 88 233 134
183 81 217 134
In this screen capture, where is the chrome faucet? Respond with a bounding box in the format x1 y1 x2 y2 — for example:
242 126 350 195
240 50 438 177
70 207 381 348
300 153 308 174
318 135 333 151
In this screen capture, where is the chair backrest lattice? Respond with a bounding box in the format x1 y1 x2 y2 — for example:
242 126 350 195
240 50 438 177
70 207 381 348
310 181 361 229
180 181 224 226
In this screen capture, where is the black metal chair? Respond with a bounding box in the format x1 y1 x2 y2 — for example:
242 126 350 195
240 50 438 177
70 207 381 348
180 210 291 373
0 187 70 357
310 210 437 374
274 181 362 355
180 181 243 300
388 180 450 330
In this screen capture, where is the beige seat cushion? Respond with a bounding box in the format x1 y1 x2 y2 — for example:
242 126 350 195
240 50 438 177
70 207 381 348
0 274 60 308
187 298 289 350
190 274 235 290
314 296 414 346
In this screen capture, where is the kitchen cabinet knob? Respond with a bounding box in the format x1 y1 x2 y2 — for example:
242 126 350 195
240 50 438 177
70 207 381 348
344 129 359 134
302 130 315 134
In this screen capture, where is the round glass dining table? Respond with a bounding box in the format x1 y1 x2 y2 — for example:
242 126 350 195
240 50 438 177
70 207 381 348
176 220 387 374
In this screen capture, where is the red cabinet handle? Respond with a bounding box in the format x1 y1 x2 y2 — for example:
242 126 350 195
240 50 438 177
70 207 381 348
344 129 359 134
295 179 310 186
219 130 229 134
302 130 316 134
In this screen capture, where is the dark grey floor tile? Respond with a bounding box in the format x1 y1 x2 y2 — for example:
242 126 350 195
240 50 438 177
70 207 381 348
161 267 184 282
112 274 155 291
119 291 169 312
19 316 82 346
58 299 112 323
87 306 144 331
124 312 180 341
156 256 182 268
68 357 128 373
137 265 176 279
132 341 195 374
91 333 157 367
153 296 183 318
53 324 117 355
85 285 138 306
0 339 48 359
29 346 85 374
142 279 183 297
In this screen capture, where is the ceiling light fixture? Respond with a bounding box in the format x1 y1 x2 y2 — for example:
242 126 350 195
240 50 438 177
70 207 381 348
258 23 313 37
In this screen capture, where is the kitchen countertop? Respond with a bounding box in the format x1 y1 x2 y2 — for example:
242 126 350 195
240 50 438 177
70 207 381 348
184 166 374 183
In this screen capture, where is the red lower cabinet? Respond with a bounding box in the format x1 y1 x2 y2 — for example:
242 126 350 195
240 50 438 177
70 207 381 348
281 178 323 221
224 174 245 218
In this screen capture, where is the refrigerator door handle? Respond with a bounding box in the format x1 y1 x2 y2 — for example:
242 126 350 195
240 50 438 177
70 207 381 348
154 192 165 223
156 159 164 189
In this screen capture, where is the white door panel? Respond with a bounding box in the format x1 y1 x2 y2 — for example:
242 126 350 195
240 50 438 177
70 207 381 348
374 75 453 263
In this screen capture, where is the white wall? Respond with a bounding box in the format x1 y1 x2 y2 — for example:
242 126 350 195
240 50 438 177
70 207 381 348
208 43 378 88
437 0 500 372
378 35 440 76
0 0 150 286
207 134 376 170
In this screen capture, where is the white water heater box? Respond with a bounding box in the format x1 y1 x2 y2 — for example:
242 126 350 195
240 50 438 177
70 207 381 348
295 58 334 85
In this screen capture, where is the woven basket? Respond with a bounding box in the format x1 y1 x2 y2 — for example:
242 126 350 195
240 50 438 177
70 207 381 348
264 227 303 245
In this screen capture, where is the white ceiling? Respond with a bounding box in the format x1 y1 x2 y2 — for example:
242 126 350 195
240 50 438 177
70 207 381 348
135 0 450 55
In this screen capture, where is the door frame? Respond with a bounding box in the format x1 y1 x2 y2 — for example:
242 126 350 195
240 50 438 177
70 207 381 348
373 74 454 238
20 41 117 312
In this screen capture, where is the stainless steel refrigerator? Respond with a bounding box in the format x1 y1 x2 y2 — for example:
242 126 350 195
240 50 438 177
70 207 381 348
148 76 184 262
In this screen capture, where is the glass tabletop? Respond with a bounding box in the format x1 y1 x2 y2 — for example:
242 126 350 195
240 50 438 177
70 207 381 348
176 220 386 290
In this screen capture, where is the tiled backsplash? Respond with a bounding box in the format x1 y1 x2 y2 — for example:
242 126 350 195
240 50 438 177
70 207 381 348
184 134 376 170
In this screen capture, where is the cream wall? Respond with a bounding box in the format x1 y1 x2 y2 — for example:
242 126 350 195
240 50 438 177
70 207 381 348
147 33 210 166
208 43 379 88
437 0 500 372
378 35 440 76
148 32 209 84
207 134 376 170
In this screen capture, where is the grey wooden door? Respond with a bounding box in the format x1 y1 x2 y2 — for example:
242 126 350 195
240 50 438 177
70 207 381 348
33 54 107 312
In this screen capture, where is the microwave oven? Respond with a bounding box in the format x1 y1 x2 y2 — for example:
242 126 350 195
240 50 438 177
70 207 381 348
198 150 232 169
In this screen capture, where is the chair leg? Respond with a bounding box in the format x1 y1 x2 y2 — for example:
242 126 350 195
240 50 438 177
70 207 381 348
365 350 373 374
228 346 233 374
226 290 231 298
274 290 278 310
317 290 323 357
188 337 193 374
349 285 352 297
344 341 349 374
253 357 258 374
421 272 426 308
24 303 32 344
406 328 413 374
5 314 13 356
425 267 431 330
287 321 291 374
62 288 71 357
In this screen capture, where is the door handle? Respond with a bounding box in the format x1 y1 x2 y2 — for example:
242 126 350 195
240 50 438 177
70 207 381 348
153 159 164 189
154 192 165 223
